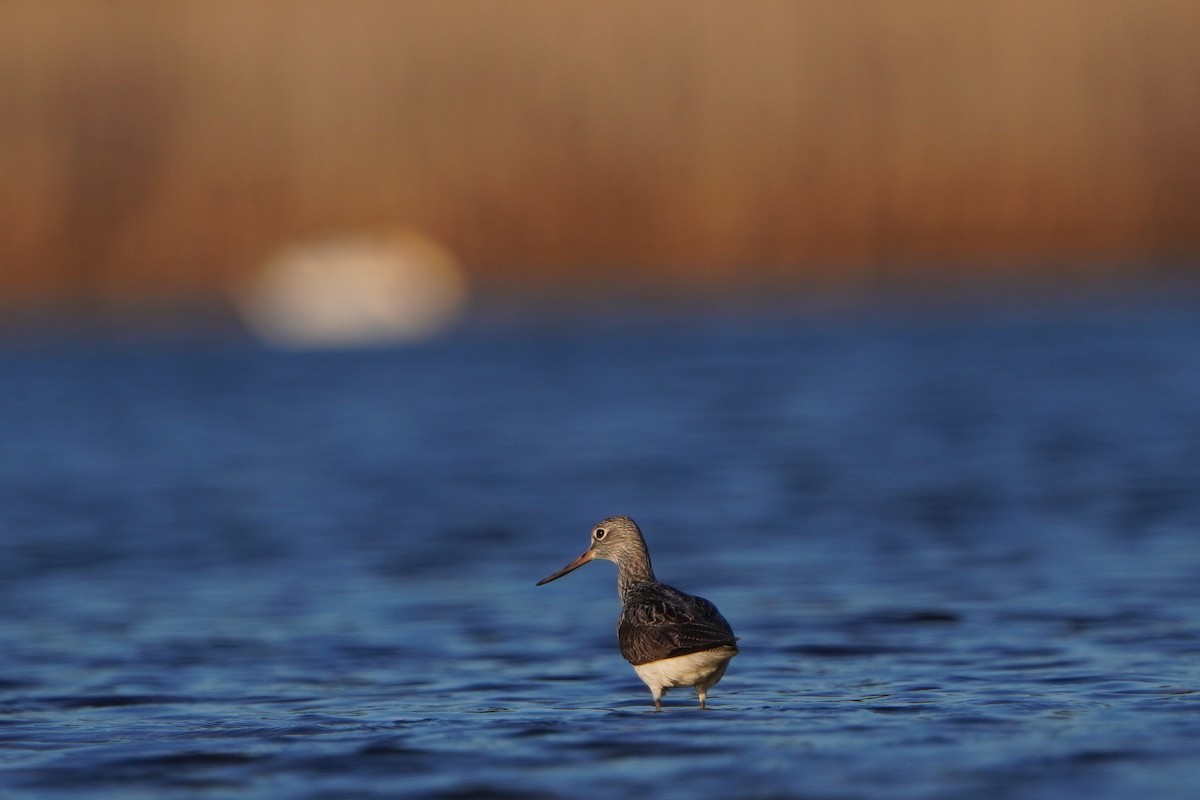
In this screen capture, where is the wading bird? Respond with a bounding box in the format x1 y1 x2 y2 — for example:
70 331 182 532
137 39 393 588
536 515 738 711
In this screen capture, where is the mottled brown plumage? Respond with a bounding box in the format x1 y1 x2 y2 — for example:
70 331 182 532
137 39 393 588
536 515 738 710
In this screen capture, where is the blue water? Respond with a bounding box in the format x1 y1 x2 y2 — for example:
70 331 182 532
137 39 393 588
1 297 1199 799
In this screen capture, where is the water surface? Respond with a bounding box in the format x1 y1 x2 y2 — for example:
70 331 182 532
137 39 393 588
1 298 1198 798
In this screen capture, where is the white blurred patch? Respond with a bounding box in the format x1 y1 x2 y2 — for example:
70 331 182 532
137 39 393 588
238 232 467 346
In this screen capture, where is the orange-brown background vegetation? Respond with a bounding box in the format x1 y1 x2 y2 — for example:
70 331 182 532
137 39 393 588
2 0 1199 312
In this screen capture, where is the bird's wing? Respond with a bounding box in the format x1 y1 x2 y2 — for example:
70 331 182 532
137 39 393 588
617 585 738 665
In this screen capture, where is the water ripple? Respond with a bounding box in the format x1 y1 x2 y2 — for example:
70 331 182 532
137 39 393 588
2 304 1200 798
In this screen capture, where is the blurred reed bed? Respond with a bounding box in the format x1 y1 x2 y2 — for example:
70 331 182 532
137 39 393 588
1 0 1198 311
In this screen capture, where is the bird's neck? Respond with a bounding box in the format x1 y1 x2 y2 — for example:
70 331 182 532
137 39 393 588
615 546 656 598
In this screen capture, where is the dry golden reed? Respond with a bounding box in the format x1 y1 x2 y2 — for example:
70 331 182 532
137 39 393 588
1 1 1198 309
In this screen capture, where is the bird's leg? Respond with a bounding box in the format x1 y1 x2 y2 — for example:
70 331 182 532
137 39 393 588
651 687 663 712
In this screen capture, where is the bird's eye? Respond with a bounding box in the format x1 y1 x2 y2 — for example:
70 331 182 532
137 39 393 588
594 528 607 540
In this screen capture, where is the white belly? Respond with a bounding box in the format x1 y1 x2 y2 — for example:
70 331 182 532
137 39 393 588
633 646 738 692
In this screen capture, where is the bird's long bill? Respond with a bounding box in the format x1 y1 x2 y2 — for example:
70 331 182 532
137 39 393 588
535 550 593 585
